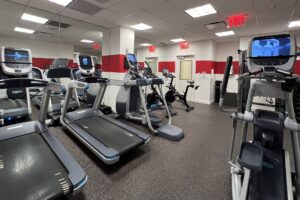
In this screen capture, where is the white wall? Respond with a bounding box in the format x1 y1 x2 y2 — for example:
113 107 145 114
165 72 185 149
215 41 239 95
0 35 74 59
137 40 241 104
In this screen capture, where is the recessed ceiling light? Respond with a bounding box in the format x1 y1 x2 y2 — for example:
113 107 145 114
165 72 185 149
185 4 217 18
80 39 94 43
73 52 80 54
289 20 300 28
48 0 73 6
130 23 152 31
215 30 235 37
21 13 48 24
170 38 185 43
140 43 152 47
14 27 35 34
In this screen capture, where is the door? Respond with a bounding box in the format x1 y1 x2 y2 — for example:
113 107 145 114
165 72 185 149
180 60 193 80
147 60 158 75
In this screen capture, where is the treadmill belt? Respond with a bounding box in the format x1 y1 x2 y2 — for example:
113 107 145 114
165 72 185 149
51 96 63 104
76 116 143 154
0 98 24 110
248 150 286 200
0 133 71 200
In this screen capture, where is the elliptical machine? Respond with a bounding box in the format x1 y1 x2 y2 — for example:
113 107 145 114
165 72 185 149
220 33 300 200
116 53 184 141
163 68 199 112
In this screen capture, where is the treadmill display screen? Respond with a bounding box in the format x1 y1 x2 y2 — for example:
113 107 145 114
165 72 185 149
127 54 137 65
4 49 30 63
252 35 291 58
79 55 93 70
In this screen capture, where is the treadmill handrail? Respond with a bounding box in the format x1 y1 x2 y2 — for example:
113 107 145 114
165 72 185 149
109 78 164 87
67 80 88 89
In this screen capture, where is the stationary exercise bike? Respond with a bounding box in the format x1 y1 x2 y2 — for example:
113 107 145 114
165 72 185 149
163 68 199 112
220 33 300 200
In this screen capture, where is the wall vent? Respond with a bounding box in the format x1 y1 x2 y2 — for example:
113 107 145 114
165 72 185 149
205 21 226 30
46 20 71 29
68 0 103 15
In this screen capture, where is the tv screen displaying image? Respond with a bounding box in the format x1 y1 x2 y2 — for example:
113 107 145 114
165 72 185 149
127 54 137 65
4 49 30 63
252 35 291 57
79 55 93 69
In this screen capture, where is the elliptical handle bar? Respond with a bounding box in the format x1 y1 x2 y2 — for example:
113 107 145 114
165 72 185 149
220 56 233 99
238 68 263 80
219 56 235 112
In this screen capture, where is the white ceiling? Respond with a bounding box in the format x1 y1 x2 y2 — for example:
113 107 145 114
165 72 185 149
2 0 300 50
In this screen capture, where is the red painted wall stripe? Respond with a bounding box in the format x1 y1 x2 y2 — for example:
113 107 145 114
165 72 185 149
102 54 127 73
196 61 215 74
32 58 74 69
294 60 300 75
138 62 145 68
214 61 239 74
158 61 175 73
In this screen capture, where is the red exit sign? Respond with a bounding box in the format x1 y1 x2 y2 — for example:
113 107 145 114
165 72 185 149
226 14 247 28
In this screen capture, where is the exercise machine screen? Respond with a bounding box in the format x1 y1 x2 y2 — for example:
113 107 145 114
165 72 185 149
79 55 93 69
4 49 30 63
127 54 137 65
252 35 291 58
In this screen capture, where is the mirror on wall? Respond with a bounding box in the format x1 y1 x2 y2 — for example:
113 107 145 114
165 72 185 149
0 0 106 70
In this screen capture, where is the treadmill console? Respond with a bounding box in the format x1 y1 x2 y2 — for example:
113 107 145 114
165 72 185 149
76 55 95 75
0 47 32 76
247 34 296 76
125 53 140 72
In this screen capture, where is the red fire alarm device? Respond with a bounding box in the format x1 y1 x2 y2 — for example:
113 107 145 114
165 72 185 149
92 42 101 50
148 45 156 52
179 41 189 49
227 14 246 28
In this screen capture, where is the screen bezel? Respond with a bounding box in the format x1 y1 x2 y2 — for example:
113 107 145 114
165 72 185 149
3 49 31 64
249 34 293 59
127 54 138 65
78 55 93 69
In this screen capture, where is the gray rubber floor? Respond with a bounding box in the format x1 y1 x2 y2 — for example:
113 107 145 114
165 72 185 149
32 100 298 200
33 102 232 200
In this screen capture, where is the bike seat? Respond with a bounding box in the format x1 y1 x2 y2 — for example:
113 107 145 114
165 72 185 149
187 81 195 84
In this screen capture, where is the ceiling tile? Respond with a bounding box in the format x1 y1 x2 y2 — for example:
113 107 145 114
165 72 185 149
28 0 65 14
109 1 140 17
60 7 90 20
125 0 166 10
93 9 121 21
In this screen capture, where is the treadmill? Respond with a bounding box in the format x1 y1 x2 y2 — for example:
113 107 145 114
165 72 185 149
32 58 79 122
61 55 150 165
0 47 87 199
0 47 32 125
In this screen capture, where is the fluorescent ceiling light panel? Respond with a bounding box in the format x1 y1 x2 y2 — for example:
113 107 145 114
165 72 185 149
80 39 94 43
170 38 185 43
48 0 73 6
21 13 48 24
140 43 151 47
130 23 152 31
185 4 217 18
215 30 235 37
289 20 300 28
14 27 35 34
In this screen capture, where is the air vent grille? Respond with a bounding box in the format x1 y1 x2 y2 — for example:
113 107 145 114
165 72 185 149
46 20 71 29
68 0 103 15
205 21 226 30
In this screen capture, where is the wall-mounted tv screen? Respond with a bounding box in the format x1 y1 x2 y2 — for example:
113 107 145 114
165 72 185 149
252 35 291 57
